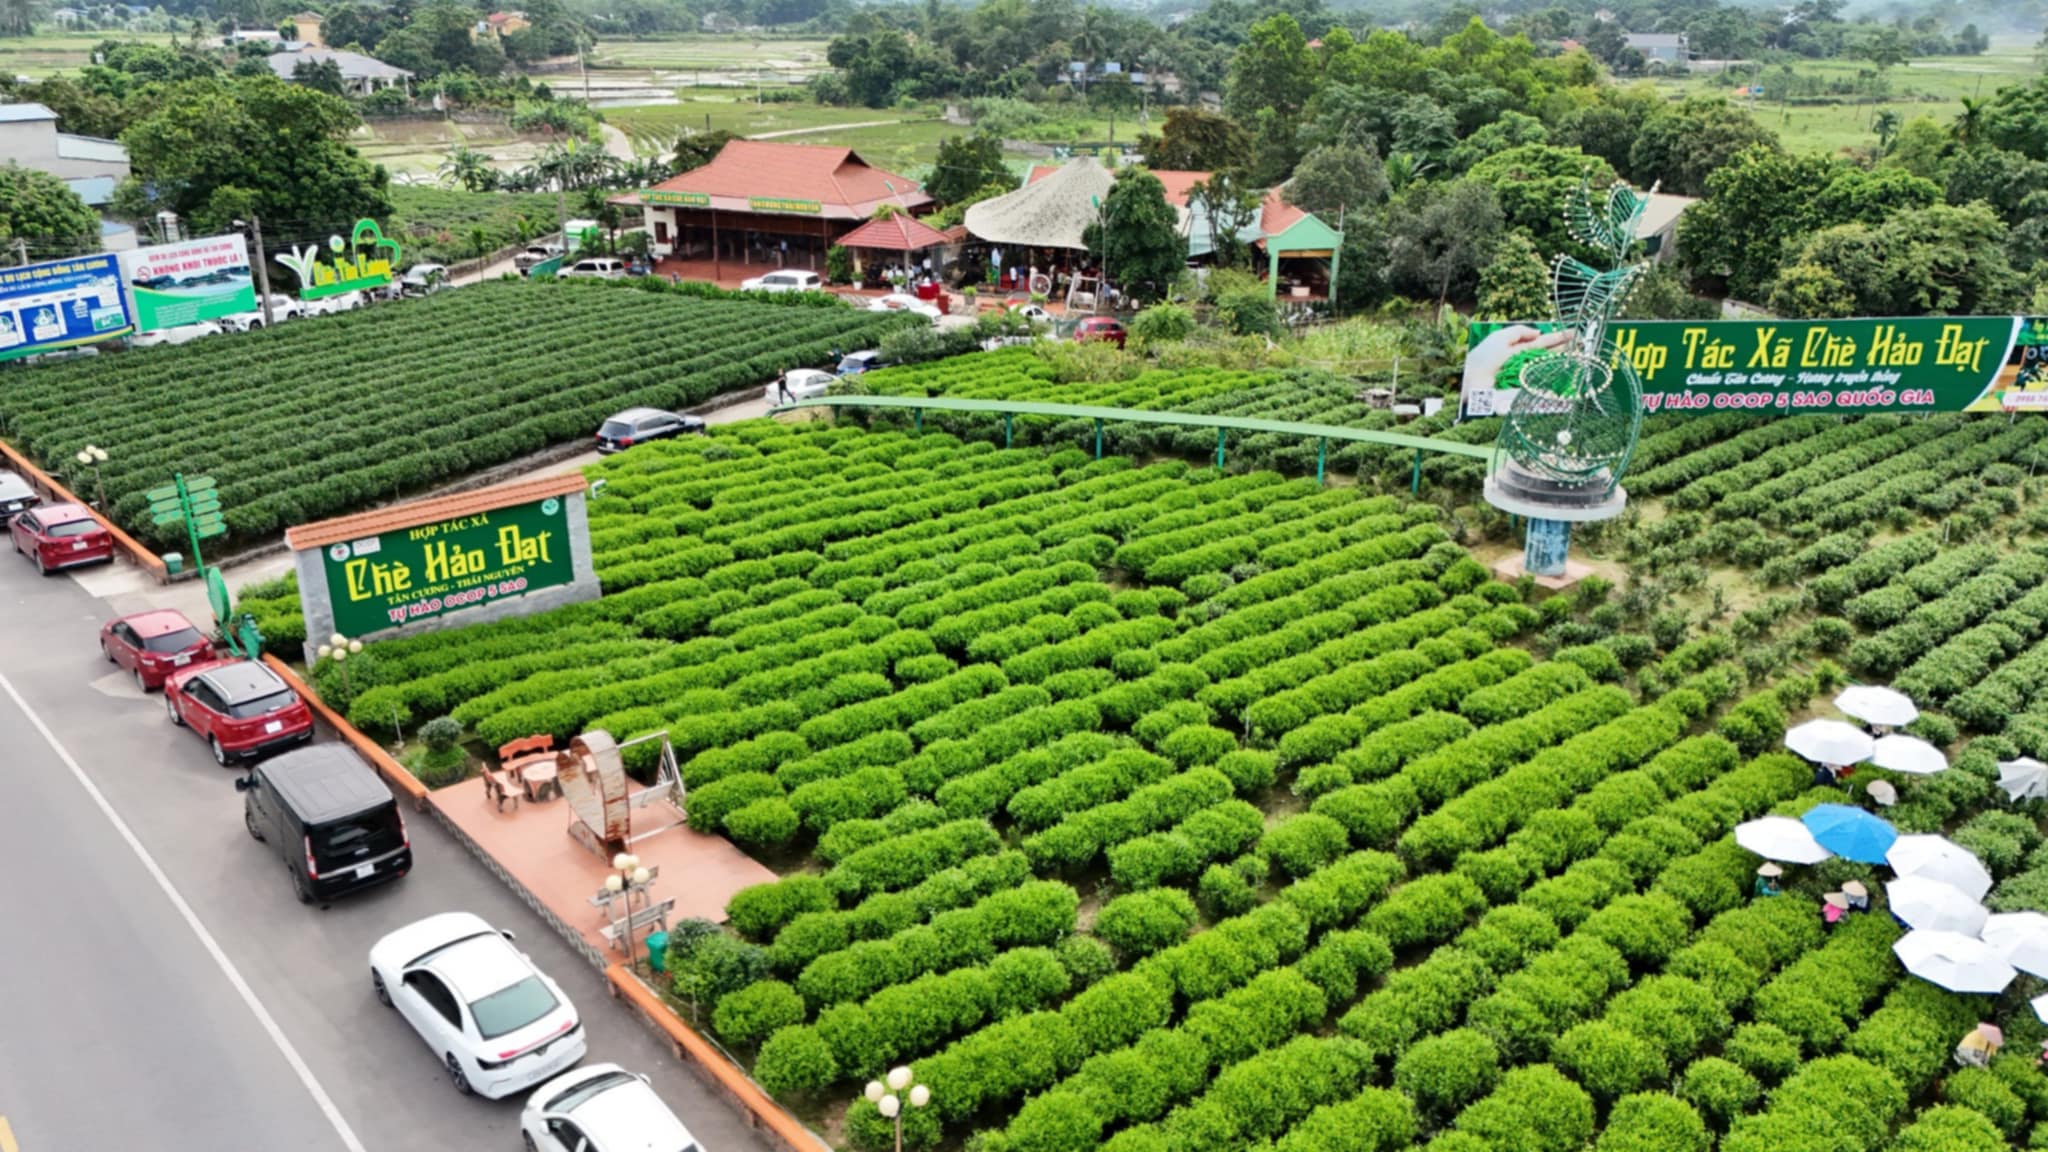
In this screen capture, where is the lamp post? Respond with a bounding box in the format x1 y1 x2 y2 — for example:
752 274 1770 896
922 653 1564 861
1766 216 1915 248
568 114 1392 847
74 444 107 511
1089 194 1109 314
316 633 363 696
864 1066 931 1152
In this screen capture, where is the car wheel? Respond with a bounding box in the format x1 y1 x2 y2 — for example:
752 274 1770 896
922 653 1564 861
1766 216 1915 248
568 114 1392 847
445 1053 474 1096
135 666 149 693
211 736 229 766
245 803 265 842
165 693 184 726
34 551 46 576
101 639 114 664
372 970 391 1007
523 1135 538 1152
292 865 313 905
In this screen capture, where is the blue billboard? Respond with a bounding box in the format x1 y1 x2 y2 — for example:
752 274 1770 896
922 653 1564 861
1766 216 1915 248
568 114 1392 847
0 254 134 363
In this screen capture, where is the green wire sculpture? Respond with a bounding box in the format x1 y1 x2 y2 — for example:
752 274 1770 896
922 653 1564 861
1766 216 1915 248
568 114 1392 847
1494 177 1651 496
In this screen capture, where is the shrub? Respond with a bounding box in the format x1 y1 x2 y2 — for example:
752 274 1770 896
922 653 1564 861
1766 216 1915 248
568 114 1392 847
1061 971 1174 1052
1594 1093 1709 1152
1198 862 1257 919
675 932 771 1011
1890 1106 2010 1152
1723 1022 1801 1083
1553 1021 1667 1101
1678 1057 1759 1127
1946 1066 2028 1139
713 980 807 1047
726 797 802 852
727 874 837 941
1394 1029 1501 1118
1453 1065 1596 1152
1129 303 1196 346
1094 888 1199 958
1262 814 1351 878
754 1025 839 1097
1055 934 1117 988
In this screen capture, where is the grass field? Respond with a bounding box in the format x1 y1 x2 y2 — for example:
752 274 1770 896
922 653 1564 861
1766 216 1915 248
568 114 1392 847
1651 36 2040 155
0 29 170 77
589 35 832 73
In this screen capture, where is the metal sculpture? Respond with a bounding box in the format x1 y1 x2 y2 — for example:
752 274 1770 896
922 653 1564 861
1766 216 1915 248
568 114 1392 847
1484 176 1652 577
556 730 632 859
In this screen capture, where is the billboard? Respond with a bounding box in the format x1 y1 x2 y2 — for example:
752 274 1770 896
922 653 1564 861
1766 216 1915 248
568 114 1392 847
0 254 133 362
1463 316 2048 418
273 219 400 301
318 493 577 638
119 235 257 331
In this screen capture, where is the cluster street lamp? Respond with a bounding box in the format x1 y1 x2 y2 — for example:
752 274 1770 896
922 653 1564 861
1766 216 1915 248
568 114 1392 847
74 444 108 511
316 633 364 695
864 1066 931 1152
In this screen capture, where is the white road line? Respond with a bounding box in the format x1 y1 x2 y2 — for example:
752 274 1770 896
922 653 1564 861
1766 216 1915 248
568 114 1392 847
0 671 370 1152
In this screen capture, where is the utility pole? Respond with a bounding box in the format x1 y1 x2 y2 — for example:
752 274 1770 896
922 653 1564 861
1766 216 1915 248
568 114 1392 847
249 216 274 328
10 239 27 266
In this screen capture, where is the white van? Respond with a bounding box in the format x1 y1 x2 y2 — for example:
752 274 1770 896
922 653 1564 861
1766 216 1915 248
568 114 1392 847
560 257 626 280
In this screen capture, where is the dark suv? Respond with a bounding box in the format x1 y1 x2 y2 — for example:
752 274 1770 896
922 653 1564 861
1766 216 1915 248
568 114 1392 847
238 745 412 904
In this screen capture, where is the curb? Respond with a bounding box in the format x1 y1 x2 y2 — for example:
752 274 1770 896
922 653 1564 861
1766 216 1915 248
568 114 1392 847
0 438 167 582
261 654 828 1152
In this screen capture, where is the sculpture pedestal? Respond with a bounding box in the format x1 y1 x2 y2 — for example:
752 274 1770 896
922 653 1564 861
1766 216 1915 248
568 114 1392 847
1490 551 1599 593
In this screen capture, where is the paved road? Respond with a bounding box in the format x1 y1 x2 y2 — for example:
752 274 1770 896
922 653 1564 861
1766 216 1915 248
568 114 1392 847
0 558 778 1152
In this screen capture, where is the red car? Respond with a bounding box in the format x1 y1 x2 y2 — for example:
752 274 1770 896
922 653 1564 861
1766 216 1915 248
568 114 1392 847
11 502 112 574
165 659 314 765
101 609 215 691
1073 316 1128 348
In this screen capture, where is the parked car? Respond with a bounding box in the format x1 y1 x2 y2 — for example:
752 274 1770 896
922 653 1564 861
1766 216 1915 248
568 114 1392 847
10 502 111 574
129 321 223 348
1073 316 1128 348
303 291 365 317
100 609 213 691
595 407 705 454
1008 303 1054 325
521 1064 699 1152
369 911 586 1099
401 264 451 297
218 294 303 332
238 745 411 904
515 243 564 275
0 469 39 522
836 349 887 376
164 658 314 765
560 257 626 280
740 270 822 294
765 368 837 404
867 293 942 320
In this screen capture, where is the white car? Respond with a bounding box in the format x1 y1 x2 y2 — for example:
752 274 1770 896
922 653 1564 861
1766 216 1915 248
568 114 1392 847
1009 304 1053 325
867 293 942 320
521 1064 701 1152
740 270 821 293
369 912 587 1100
401 263 451 297
766 368 837 404
304 290 365 317
560 257 626 280
218 294 303 332
129 321 222 348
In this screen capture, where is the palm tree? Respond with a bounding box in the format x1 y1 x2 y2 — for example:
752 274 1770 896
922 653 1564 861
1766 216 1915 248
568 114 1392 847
470 226 491 263
1952 97 1984 147
438 146 497 193
1383 152 1436 193
1872 108 1900 154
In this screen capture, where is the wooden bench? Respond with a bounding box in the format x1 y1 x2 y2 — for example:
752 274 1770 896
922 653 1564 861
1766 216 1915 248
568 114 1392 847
498 734 559 802
598 899 675 954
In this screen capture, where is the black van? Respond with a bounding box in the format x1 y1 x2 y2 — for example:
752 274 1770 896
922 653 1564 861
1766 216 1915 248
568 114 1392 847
238 745 412 904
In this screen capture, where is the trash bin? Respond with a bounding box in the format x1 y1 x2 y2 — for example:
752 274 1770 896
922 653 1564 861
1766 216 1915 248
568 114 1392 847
163 552 184 576
646 931 669 974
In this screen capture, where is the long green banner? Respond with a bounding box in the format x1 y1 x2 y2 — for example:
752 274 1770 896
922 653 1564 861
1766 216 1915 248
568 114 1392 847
1464 316 2048 417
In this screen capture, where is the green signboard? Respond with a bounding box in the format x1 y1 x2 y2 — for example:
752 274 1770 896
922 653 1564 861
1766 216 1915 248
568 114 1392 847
275 219 401 302
120 236 258 331
1464 316 2048 417
748 197 822 215
646 189 711 207
320 495 575 638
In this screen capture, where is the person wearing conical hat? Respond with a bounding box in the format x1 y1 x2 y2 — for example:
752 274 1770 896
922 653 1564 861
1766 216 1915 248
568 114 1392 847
1754 862 1783 898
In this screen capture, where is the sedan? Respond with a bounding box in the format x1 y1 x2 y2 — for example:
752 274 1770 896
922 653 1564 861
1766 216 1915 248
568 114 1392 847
101 608 214 691
596 407 705 454
866 293 941 320
522 1064 700 1152
165 658 314 765
765 368 836 404
129 321 223 348
218 295 303 332
740 270 821 294
1074 316 1127 348
0 469 39 522
11 502 112 575
370 912 587 1100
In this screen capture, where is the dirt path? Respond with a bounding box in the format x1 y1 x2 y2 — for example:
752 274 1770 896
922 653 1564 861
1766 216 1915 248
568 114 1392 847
749 119 904 139
601 123 638 160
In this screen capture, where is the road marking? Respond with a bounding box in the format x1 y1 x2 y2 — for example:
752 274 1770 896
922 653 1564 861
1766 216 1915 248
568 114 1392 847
0 672 368 1152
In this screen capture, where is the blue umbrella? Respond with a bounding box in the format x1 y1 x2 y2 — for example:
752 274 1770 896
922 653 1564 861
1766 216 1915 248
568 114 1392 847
1802 804 1897 864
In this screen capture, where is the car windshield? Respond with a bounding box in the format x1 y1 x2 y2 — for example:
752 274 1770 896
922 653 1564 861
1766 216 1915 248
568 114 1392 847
143 627 204 653
552 1070 637 1113
46 520 99 538
599 419 635 438
224 688 295 720
469 975 559 1039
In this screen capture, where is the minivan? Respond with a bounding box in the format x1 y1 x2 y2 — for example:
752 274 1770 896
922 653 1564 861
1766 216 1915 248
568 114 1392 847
239 745 411 904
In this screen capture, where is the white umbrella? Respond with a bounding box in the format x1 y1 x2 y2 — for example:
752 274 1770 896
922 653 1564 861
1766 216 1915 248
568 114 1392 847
1887 875 1990 935
1735 816 1833 865
1984 912 2048 978
1835 685 1919 728
1866 780 1898 807
1888 834 1994 901
2032 992 2048 1024
1785 719 1876 766
1999 757 2048 802
1872 734 1947 776
1894 930 2017 994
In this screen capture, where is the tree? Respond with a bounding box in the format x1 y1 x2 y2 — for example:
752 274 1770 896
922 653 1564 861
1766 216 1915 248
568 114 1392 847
1224 13 1314 124
1561 86 1659 181
1387 179 1503 306
0 163 101 260
1629 98 1780 197
672 129 738 174
1981 77 2048 162
1882 117 1948 181
926 132 1009 207
292 57 349 98
1477 232 1551 321
1466 143 1615 259
1872 108 1901 154
119 74 392 236
1084 167 1185 304
438 145 497 192
1286 141 1389 222
1783 203 2021 317
1768 259 1858 318
1138 107 1252 173
1860 27 1910 71
1188 169 1263 269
